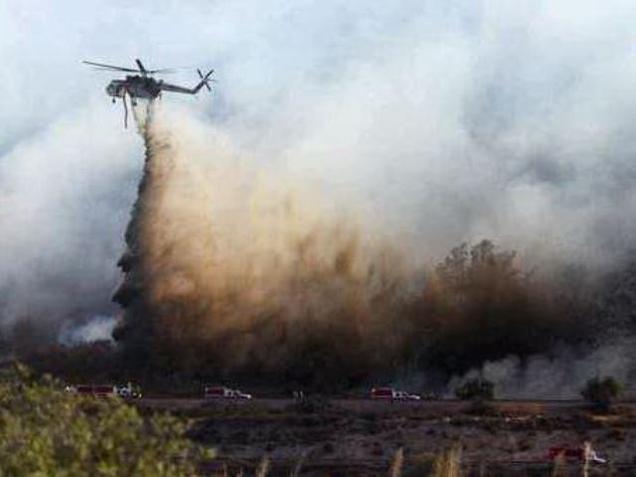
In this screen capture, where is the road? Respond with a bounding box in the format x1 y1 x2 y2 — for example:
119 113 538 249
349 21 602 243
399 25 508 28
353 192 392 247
135 396 636 414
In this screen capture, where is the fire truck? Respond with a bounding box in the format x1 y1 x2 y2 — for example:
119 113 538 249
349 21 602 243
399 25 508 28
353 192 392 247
65 383 141 399
66 384 116 397
204 386 252 400
370 387 420 400
547 445 606 464
115 383 142 399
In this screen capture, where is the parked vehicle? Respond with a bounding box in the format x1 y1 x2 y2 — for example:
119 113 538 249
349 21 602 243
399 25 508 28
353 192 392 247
68 384 117 397
547 445 606 464
371 387 421 400
370 387 396 399
204 386 233 399
115 383 142 399
204 386 252 400
65 383 141 399
230 389 252 399
395 390 421 400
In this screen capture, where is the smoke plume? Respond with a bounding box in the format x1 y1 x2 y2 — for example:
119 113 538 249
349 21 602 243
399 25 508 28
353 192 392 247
114 105 413 384
112 105 636 395
448 339 636 399
3 1 636 394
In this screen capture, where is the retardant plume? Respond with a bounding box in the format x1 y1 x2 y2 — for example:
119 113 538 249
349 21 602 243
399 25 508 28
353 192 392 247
113 105 413 385
112 106 625 392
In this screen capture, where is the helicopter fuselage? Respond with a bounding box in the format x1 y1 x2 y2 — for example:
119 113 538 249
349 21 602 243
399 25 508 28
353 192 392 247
106 75 162 99
86 58 214 128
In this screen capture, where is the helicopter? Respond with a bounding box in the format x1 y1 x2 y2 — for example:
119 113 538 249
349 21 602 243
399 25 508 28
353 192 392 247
83 58 214 127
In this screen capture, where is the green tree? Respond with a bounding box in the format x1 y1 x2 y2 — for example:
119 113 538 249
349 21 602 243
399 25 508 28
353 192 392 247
418 240 580 374
454 377 495 401
581 376 623 411
0 363 212 476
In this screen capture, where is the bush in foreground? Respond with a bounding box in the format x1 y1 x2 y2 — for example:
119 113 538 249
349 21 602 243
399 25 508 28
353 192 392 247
581 376 623 411
0 363 212 476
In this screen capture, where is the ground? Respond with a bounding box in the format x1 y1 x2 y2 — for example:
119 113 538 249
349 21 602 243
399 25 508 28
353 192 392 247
134 397 636 476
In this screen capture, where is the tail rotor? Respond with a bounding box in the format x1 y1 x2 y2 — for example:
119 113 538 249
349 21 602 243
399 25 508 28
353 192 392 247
197 68 214 92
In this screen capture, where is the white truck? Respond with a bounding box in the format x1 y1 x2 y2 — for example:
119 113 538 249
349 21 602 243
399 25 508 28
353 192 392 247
204 386 252 400
115 383 142 399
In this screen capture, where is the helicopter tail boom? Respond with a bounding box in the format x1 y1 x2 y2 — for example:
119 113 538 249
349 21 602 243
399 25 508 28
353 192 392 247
158 68 215 95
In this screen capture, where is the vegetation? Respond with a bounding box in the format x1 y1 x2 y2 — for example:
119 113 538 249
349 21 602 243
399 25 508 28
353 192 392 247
431 447 461 477
0 363 212 477
289 395 332 414
20 240 596 393
455 377 495 401
581 376 623 411
389 448 404 477
417 240 590 374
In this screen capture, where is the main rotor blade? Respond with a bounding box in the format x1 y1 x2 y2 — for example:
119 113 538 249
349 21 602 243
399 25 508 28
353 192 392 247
82 61 140 73
135 59 147 73
147 68 178 74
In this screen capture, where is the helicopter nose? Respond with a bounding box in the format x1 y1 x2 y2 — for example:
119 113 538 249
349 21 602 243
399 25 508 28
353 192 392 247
106 83 119 96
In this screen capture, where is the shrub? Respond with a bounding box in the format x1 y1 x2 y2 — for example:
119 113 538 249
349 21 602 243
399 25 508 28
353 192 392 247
0 363 213 476
417 240 592 374
290 395 331 414
454 377 495 401
581 376 623 411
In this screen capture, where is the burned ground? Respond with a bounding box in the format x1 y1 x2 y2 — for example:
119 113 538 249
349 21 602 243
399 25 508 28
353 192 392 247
134 397 636 476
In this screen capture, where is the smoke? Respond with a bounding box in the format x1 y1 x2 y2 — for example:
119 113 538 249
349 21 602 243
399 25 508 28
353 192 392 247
449 339 636 399
59 315 117 346
0 104 139 352
112 104 635 393
114 104 413 382
2 1 636 390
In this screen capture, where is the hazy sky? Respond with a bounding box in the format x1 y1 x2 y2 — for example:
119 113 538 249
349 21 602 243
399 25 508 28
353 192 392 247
2 0 636 335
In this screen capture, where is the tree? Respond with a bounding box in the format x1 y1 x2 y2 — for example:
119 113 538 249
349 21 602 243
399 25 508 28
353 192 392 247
418 240 581 374
581 376 623 411
454 377 495 401
0 363 212 476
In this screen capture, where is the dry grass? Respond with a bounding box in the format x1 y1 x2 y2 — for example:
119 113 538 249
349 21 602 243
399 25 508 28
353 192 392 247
500 402 546 416
290 451 308 477
255 457 270 477
551 454 567 477
389 447 404 477
430 447 461 477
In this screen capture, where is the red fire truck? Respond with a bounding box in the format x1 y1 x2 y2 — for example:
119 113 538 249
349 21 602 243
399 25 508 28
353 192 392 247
547 445 606 464
370 387 396 399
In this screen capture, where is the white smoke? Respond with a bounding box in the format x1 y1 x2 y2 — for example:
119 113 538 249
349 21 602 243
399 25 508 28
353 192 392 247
449 339 636 399
0 104 139 337
59 315 117 345
3 0 636 354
